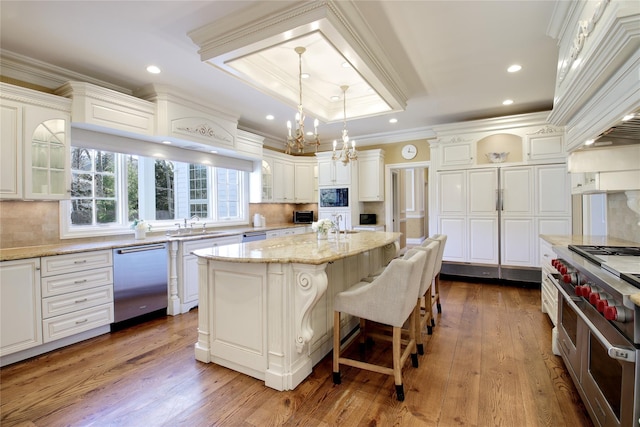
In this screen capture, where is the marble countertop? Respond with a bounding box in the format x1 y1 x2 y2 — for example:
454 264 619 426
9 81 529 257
0 223 309 262
193 231 402 265
540 235 640 248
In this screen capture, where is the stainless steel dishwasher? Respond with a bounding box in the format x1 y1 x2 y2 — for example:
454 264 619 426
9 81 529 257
112 243 168 325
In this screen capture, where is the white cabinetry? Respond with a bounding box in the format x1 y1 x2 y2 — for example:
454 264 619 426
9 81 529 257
0 100 22 199
539 238 560 355
437 164 570 271
316 152 351 186
179 235 241 313
318 210 353 230
255 152 316 204
0 258 42 356
526 131 565 162
358 149 385 201
272 158 295 202
266 226 308 239
440 142 474 167
40 251 114 343
294 161 315 203
0 83 72 201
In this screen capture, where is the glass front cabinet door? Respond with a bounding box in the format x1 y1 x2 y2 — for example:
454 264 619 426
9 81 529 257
24 107 71 200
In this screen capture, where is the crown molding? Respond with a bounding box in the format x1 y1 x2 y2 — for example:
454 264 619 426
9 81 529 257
0 49 131 94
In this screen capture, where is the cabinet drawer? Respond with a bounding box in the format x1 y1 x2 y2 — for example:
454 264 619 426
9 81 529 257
43 303 113 343
42 285 113 319
41 266 113 297
41 250 112 277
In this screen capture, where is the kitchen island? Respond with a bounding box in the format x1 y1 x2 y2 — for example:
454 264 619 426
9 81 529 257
192 231 401 391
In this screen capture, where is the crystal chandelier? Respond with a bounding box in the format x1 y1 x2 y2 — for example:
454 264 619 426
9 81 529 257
285 46 319 154
332 85 357 164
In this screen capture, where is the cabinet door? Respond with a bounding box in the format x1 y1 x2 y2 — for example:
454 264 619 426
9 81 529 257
526 133 564 161
502 218 535 266
23 106 71 200
439 217 465 262
333 161 351 186
468 217 498 264
294 162 314 203
438 170 466 215
536 165 570 216
501 167 533 215
440 142 473 167
273 159 294 202
0 100 23 199
0 258 42 356
317 159 333 186
261 159 273 202
358 155 384 201
468 168 497 214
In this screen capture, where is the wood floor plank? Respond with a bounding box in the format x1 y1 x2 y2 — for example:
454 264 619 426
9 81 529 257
0 279 593 427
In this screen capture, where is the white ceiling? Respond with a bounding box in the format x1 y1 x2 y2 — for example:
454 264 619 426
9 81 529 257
0 0 560 148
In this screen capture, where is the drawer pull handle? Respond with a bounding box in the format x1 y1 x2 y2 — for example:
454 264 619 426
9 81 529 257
74 279 88 284
74 260 88 264
75 298 88 303
75 318 88 324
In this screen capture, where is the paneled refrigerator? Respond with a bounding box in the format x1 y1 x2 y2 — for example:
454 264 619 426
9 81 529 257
436 164 571 283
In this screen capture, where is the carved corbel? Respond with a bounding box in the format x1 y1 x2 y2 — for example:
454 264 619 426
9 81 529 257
293 263 328 353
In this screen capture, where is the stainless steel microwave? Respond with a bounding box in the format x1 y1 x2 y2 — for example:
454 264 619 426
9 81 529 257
319 187 349 208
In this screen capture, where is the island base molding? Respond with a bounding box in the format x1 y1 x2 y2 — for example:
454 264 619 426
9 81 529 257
194 241 398 391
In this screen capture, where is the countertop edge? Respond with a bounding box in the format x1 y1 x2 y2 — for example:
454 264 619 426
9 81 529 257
0 223 310 261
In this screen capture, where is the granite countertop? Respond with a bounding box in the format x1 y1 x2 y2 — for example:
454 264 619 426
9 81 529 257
193 231 402 265
0 223 310 262
540 234 640 248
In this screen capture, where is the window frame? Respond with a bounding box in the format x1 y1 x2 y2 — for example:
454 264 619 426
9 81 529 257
60 148 249 239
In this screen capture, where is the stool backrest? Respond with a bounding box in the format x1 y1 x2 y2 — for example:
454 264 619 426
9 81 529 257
413 240 439 295
426 234 447 274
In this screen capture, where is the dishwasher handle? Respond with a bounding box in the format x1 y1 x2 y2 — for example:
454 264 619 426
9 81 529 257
117 244 166 254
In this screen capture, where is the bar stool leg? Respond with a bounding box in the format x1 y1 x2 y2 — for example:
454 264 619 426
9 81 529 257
333 311 341 384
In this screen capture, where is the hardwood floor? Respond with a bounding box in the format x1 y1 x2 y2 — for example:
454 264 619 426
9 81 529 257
1 279 593 426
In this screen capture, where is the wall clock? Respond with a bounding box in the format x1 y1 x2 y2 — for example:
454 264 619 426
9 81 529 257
401 144 417 160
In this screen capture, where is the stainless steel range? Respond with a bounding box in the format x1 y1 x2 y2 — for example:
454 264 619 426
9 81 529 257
549 244 640 427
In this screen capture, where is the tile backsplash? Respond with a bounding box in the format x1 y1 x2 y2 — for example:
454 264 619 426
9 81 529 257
607 192 640 243
0 200 61 248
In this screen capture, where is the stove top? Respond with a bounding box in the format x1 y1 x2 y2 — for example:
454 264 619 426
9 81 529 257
569 244 640 289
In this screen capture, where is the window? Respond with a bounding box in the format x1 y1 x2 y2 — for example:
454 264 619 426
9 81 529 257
69 148 118 226
62 147 247 238
216 168 240 219
189 164 208 218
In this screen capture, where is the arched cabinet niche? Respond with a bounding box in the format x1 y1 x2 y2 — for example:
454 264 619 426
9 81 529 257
476 133 522 165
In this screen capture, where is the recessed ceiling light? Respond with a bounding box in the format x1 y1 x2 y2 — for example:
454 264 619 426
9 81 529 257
502 99 514 105
584 139 595 146
622 114 635 121
162 140 171 144
389 118 398 124
330 95 340 102
146 65 161 74
507 64 522 73
210 150 218 154
266 114 274 120
301 73 310 79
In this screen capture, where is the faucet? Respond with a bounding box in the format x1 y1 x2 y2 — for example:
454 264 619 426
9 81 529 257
334 214 343 238
185 215 200 228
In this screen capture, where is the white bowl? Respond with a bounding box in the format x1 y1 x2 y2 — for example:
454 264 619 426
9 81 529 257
486 152 509 163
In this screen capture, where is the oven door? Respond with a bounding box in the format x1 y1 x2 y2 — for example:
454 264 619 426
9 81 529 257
580 304 638 427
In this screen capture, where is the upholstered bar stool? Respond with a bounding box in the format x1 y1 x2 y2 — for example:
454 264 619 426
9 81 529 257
412 240 439 354
332 249 427 401
425 234 447 318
